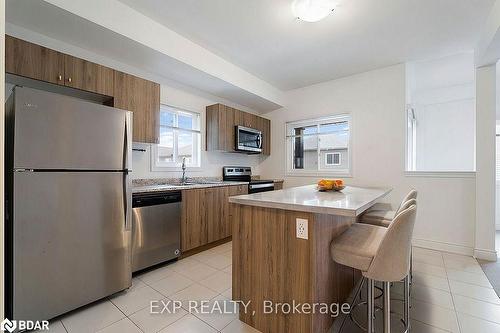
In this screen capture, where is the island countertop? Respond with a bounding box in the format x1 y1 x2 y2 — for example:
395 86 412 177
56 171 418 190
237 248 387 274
228 184 391 217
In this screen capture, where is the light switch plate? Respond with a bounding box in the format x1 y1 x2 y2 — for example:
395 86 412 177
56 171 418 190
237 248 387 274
296 218 308 240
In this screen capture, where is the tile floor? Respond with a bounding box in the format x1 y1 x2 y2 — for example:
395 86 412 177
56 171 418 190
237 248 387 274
37 244 500 333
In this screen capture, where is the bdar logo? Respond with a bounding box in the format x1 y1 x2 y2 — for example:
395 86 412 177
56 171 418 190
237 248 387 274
0 318 16 332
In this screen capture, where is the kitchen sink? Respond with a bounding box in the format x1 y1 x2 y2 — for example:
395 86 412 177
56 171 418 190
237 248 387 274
181 181 225 185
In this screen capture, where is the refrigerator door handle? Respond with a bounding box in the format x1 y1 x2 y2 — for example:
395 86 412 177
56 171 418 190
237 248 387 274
124 112 133 171
124 172 132 231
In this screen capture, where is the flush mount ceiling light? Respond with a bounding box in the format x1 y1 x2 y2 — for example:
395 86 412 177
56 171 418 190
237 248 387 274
292 0 336 22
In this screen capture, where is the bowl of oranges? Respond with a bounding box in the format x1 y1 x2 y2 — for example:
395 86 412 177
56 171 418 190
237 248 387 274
317 179 345 192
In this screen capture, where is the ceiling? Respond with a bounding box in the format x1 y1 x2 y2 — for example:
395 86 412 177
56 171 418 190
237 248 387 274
117 0 495 90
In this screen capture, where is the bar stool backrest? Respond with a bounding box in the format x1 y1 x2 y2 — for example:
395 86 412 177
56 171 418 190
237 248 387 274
364 204 417 282
396 198 417 216
395 189 417 214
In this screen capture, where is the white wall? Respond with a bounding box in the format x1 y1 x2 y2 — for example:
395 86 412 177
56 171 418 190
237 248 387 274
260 64 477 255
132 84 264 180
408 53 475 171
476 64 498 260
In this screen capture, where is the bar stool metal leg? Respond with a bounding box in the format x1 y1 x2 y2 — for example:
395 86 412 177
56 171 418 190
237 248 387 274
403 274 411 332
367 279 374 333
383 281 391 333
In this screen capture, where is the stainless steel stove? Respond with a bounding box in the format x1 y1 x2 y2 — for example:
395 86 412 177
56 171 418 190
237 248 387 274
222 166 275 193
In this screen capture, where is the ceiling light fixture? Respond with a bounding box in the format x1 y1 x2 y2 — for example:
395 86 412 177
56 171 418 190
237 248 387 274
292 0 336 22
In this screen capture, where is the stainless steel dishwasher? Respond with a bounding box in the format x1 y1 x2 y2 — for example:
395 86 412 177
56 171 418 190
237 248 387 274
132 191 181 272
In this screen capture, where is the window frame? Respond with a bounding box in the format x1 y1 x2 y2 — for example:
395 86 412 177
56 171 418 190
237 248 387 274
404 104 475 178
325 152 341 166
285 114 352 177
151 104 201 171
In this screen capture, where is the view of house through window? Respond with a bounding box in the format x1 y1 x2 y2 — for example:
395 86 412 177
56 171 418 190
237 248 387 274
286 115 351 175
154 105 201 168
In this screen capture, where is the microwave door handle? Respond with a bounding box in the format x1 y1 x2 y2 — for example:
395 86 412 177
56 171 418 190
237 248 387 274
257 134 262 149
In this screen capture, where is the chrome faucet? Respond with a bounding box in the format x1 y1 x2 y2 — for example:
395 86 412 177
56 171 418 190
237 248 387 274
181 157 187 184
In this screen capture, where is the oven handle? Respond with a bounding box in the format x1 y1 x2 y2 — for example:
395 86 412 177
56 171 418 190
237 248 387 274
249 183 275 190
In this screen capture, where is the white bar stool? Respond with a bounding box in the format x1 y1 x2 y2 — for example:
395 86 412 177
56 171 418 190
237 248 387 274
360 189 417 226
331 204 417 332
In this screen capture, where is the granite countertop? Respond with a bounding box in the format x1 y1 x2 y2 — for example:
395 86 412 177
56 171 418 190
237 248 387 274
132 177 285 194
132 181 248 194
228 185 391 217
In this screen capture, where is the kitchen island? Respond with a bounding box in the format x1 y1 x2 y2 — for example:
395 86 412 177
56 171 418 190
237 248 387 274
229 185 391 333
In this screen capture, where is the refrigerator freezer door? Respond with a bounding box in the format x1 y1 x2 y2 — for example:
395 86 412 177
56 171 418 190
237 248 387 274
13 87 130 170
12 171 131 321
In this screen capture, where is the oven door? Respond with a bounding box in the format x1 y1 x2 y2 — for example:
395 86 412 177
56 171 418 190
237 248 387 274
236 126 262 153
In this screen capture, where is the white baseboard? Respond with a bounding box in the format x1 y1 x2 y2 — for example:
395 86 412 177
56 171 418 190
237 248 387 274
474 248 498 261
412 238 473 256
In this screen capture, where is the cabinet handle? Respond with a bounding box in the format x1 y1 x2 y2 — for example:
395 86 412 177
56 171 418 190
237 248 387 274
68 77 72 83
58 75 62 81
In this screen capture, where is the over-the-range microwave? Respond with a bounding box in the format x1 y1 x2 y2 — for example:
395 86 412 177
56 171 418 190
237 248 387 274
235 125 262 153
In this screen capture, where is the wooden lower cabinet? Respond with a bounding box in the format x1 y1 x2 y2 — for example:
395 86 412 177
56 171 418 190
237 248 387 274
206 187 229 243
181 185 248 252
181 188 207 251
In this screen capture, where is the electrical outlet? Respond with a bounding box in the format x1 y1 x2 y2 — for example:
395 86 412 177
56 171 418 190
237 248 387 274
296 218 308 240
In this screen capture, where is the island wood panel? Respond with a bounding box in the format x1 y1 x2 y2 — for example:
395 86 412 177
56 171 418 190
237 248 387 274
310 213 358 332
232 205 358 333
6 35 64 84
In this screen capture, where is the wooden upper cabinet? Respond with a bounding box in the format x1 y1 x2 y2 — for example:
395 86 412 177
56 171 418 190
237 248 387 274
64 55 114 96
6 35 64 84
206 103 271 155
206 104 235 152
113 71 160 144
261 117 271 155
6 36 161 144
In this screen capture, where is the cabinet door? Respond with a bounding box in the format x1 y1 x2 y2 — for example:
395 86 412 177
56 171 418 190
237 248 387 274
206 187 229 243
228 185 247 238
261 117 271 155
181 189 207 251
113 71 160 143
205 104 220 151
64 55 114 96
6 35 64 84
243 112 257 129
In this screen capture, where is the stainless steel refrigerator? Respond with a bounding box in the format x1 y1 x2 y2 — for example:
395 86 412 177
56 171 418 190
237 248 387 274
5 87 133 322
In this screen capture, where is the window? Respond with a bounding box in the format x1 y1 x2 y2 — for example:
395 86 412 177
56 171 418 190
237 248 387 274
325 152 341 166
286 114 351 176
405 54 475 174
152 105 201 169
